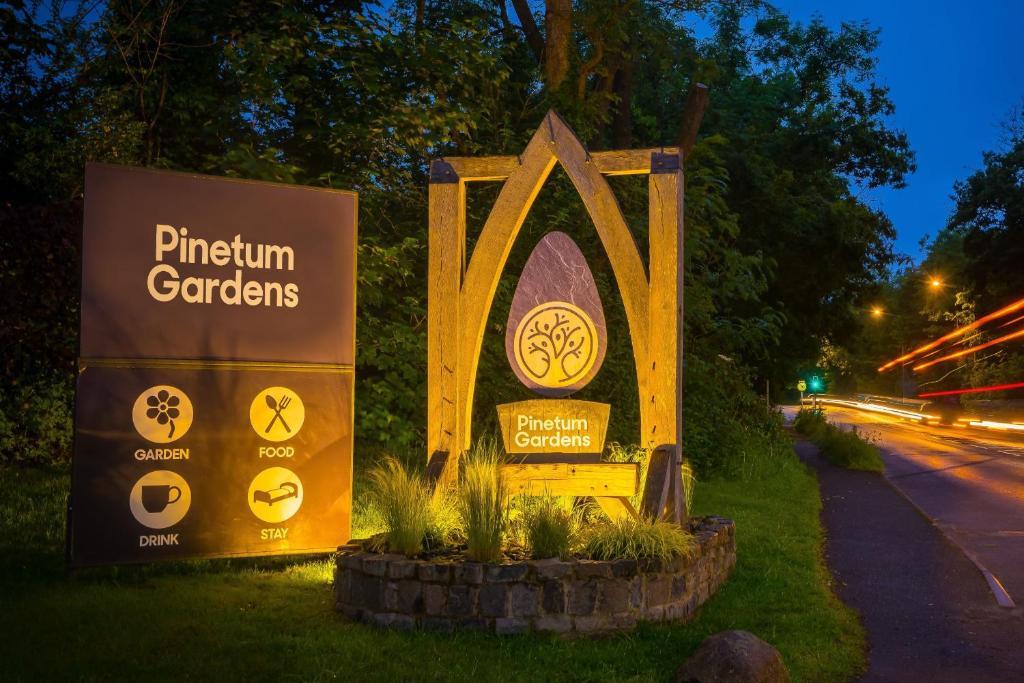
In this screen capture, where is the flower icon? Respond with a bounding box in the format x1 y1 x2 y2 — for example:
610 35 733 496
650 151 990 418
146 389 181 439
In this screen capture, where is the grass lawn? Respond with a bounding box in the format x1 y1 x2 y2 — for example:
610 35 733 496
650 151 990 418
0 450 865 682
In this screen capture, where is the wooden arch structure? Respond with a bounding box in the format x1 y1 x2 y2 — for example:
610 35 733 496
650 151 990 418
427 111 686 522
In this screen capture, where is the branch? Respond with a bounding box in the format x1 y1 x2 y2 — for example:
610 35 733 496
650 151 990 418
509 0 544 65
575 37 604 100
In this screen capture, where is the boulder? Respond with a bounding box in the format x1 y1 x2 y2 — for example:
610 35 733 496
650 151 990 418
676 630 789 683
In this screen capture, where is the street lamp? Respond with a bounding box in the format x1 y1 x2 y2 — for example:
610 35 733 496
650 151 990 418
871 306 884 318
929 277 943 289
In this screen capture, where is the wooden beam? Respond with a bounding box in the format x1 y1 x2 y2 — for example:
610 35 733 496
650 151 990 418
444 147 681 182
546 112 650 399
593 148 679 176
457 123 558 451
645 152 683 451
595 496 639 521
502 462 639 498
639 446 673 520
426 173 465 488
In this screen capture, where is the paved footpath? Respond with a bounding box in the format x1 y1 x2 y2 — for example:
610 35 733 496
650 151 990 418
795 440 1024 682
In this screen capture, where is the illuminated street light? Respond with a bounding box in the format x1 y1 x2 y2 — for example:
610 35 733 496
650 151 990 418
929 278 942 288
871 306 884 318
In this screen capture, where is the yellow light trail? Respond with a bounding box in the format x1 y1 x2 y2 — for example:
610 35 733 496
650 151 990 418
804 396 938 422
912 326 1024 372
877 295 1024 372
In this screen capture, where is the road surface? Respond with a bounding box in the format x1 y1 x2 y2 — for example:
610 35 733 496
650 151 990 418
799 404 1024 607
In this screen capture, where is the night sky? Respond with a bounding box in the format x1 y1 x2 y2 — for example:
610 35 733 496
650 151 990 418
775 0 1024 261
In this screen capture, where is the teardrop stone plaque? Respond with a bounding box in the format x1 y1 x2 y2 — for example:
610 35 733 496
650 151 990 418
505 231 607 397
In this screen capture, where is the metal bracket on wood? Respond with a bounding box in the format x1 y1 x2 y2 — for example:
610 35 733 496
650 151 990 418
651 151 680 174
429 159 459 184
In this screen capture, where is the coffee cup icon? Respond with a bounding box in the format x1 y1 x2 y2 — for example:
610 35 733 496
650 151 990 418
141 484 182 513
130 471 191 529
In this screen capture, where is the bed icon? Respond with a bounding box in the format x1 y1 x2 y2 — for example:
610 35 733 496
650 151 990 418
252 481 299 506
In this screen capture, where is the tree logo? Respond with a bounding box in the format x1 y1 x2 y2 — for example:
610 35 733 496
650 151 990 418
513 301 598 390
132 386 193 443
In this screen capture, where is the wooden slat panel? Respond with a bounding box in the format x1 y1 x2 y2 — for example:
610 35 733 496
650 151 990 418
502 462 639 498
444 147 681 181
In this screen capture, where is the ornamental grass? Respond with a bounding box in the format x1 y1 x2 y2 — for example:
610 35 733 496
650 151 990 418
516 493 580 560
579 516 695 564
365 456 432 557
458 441 507 563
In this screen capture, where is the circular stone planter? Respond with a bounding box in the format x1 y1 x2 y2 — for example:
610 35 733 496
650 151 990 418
334 515 735 635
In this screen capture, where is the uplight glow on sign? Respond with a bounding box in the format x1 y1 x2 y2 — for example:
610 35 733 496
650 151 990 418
70 164 357 567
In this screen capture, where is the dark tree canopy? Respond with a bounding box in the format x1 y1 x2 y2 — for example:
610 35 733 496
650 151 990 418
1 0 915 469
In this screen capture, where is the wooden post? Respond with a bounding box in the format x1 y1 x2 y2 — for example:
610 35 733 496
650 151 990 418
641 150 686 522
427 160 465 491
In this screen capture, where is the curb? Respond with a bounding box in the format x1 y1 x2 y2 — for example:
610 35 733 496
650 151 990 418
877 447 1016 609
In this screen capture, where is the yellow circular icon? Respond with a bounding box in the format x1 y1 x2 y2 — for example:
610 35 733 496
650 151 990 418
249 387 305 442
129 470 191 529
513 301 599 389
132 386 193 443
248 466 303 523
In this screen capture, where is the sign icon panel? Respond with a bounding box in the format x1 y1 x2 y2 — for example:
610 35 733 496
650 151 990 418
132 386 193 443
250 387 305 442
248 466 303 523
129 470 191 529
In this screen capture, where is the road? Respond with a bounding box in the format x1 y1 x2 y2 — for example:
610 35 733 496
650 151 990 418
802 404 1024 607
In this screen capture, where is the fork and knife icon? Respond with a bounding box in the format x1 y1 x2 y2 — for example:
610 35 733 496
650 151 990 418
264 394 293 434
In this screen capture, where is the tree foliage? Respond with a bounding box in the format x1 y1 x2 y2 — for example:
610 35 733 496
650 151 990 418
1 1 914 473
835 107 1024 398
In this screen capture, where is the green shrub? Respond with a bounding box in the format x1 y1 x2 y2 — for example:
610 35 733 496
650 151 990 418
793 407 827 437
682 355 793 480
458 441 506 563
795 408 883 472
579 517 695 563
365 456 432 556
815 424 884 472
0 378 73 466
516 494 579 559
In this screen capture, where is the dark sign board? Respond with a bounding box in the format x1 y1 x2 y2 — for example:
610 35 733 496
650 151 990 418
70 164 356 566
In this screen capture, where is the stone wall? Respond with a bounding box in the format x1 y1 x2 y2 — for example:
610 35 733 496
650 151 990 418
334 515 735 635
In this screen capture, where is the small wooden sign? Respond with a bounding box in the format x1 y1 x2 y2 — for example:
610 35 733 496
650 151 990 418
496 399 610 454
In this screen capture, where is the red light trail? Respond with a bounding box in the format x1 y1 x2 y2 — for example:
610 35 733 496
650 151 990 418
918 381 1024 398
